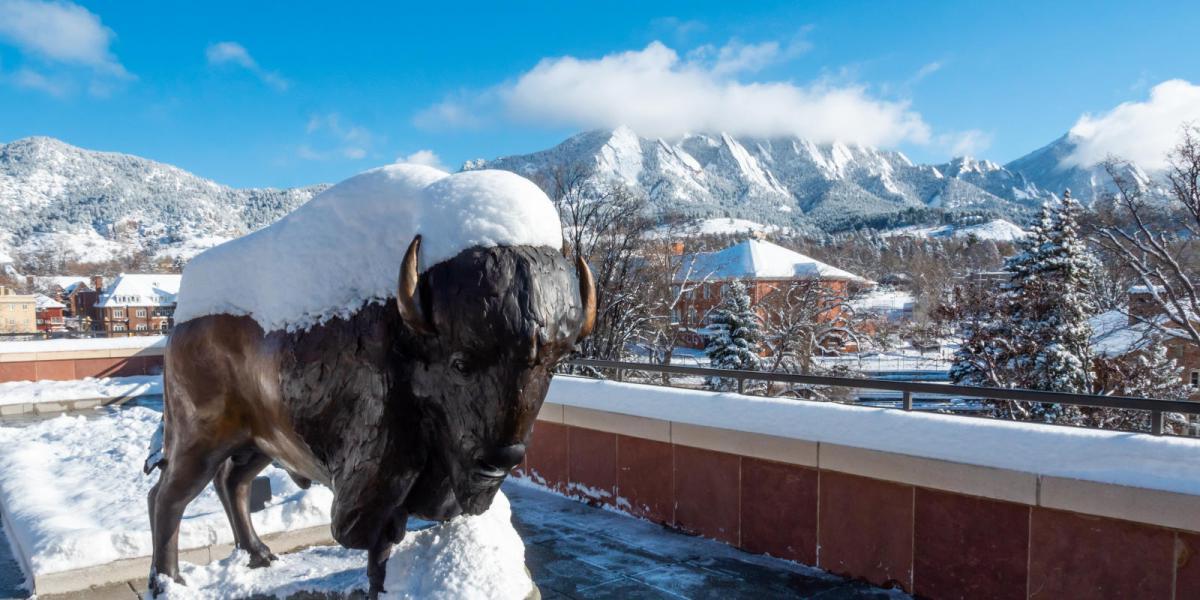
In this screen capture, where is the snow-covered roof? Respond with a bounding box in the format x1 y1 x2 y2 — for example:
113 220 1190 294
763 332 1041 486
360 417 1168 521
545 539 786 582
34 294 65 310
852 288 915 316
174 164 564 333
95 273 181 308
35 276 91 294
677 239 870 284
1088 309 1184 358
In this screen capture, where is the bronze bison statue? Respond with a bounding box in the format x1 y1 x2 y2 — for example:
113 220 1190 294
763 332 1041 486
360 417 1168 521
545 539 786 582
146 232 594 596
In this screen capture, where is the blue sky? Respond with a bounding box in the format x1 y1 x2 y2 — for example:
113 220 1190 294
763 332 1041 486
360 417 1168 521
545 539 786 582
0 0 1198 188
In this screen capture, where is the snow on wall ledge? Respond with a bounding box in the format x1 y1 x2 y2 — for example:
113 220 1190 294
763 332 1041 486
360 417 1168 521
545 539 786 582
545 377 1200 497
174 164 563 333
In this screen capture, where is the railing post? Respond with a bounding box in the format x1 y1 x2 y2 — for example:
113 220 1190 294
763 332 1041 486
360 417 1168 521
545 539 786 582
1151 410 1164 436
737 376 746 395
903 390 913 411
614 368 623 382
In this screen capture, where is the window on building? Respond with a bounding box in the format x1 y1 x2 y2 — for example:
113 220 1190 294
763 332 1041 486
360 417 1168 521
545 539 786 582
160 321 169 331
113 324 126 332
113 309 124 318
135 324 148 331
1192 371 1199 388
136 309 147 317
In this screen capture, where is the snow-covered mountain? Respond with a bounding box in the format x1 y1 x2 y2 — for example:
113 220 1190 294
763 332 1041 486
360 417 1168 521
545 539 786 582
469 127 1057 230
0 137 327 270
882 218 1027 242
1004 134 1153 201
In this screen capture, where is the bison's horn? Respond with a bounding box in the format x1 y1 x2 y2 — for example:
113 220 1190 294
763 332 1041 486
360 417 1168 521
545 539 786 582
397 235 435 335
575 255 596 341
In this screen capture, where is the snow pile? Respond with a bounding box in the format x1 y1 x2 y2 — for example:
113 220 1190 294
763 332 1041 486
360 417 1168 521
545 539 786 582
174 164 563 333
0 374 161 406
157 491 530 600
547 377 1200 496
0 406 331 576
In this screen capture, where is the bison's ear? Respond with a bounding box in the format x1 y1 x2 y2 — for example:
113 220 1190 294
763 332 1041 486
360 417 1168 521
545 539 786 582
575 255 596 341
398 235 435 335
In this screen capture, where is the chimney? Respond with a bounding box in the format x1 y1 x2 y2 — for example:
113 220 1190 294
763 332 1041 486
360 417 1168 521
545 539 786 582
91 275 104 293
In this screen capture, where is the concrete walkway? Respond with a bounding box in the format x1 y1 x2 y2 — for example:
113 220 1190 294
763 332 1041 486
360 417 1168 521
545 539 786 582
0 482 904 599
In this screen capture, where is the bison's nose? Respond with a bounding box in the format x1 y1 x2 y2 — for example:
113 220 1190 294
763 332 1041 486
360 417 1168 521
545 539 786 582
478 443 526 477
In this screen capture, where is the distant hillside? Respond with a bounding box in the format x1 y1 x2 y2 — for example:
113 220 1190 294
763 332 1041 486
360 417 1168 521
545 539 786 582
0 137 327 271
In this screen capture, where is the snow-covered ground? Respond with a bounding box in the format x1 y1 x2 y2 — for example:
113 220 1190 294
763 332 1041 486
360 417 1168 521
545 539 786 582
158 492 530 600
0 375 160 406
882 219 1027 242
0 406 331 577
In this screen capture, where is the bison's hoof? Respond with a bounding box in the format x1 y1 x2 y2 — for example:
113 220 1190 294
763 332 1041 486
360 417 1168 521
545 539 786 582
247 550 279 569
148 572 186 597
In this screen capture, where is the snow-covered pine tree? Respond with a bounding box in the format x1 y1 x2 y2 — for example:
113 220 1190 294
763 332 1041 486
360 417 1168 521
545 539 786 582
1007 192 1099 396
952 192 1100 422
705 280 762 390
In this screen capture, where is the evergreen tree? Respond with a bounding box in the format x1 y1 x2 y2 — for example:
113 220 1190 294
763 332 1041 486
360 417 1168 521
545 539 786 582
951 192 1100 422
705 280 762 389
1007 192 1098 396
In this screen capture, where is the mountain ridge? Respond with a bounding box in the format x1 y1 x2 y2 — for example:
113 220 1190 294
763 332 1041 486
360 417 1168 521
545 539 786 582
0 128 1139 272
470 126 1061 231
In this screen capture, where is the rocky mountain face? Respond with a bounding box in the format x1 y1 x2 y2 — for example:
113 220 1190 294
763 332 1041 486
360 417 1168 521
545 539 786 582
469 126 1059 231
0 137 327 271
1003 133 1153 201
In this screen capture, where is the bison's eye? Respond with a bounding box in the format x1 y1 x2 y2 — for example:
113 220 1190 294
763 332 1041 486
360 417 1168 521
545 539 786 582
450 355 470 375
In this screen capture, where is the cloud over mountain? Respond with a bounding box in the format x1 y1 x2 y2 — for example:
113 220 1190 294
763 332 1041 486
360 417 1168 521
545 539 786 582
1064 79 1200 171
417 41 931 148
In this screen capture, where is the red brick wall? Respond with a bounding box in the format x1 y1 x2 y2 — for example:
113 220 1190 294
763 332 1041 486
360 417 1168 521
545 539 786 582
0 355 163 383
519 421 1199 598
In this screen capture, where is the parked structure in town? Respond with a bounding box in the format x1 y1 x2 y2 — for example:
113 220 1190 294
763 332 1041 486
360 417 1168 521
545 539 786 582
0 287 36 334
1090 286 1200 399
672 238 873 349
94 273 182 335
33 294 66 333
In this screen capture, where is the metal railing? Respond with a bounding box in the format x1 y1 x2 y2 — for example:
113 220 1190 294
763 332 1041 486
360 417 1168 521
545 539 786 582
564 358 1200 436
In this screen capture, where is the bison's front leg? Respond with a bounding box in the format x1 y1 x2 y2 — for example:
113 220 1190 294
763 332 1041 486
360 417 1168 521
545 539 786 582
368 509 409 599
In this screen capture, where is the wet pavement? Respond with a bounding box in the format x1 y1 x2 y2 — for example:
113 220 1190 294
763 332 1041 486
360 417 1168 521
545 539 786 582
507 483 906 599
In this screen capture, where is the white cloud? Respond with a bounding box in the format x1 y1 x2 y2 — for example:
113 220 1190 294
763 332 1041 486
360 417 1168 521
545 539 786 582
399 149 446 170
911 60 943 83
416 41 930 148
0 0 130 93
1064 79 1200 171
687 36 811 77
9 67 69 95
412 97 485 130
299 113 374 160
206 41 288 91
938 129 993 157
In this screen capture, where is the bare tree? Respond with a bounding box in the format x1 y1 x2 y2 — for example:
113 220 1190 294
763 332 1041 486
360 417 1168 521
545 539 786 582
1093 125 1200 348
537 164 655 360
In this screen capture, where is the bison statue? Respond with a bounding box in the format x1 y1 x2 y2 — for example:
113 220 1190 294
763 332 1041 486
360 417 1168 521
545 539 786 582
144 165 594 597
